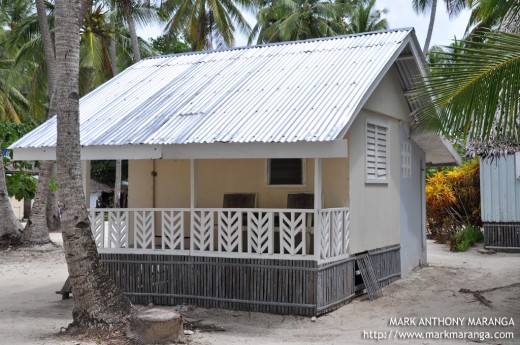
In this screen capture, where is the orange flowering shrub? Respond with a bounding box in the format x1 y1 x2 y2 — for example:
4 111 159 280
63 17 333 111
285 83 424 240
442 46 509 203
426 159 481 244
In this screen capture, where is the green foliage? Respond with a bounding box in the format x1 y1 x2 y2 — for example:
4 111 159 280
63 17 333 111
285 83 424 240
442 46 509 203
249 0 351 44
415 31 520 145
345 0 387 34
1 121 36 200
426 159 482 246
165 0 254 50
6 171 36 200
149 33 190 55
0 120 32 147
452 225 484 251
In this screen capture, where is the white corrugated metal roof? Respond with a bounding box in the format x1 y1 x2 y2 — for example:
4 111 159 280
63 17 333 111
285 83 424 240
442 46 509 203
12 28 420 150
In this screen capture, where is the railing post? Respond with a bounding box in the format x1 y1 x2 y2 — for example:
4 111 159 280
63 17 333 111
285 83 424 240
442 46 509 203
190 159 197 256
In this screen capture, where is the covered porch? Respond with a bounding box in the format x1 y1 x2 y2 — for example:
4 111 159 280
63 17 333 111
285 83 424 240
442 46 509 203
81 145 359 316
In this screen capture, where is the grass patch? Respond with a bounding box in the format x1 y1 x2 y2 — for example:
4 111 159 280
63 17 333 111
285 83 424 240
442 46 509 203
451 225 484 251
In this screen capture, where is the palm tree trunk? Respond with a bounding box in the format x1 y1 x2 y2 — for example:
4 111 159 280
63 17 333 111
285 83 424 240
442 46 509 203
22 161 52 243
35 0 57 91
54 0 132 325
46 163 59 231
24 0 59 244
0 157 23 240
423 0 437 55
109 0 117 75
124 3 141 62
111 0 122 206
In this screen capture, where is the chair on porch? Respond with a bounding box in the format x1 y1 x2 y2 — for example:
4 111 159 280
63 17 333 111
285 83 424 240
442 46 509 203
223 193 257 226
219 193 257 251
287 193 315 254
287 193 314 210
223 193 257 208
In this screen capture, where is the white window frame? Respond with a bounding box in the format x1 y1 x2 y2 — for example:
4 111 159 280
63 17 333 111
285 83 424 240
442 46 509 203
265 158 306 187
365 120 389 184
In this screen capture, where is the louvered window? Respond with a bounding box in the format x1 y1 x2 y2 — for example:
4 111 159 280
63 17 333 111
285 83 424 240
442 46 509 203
268 159 304 185
366 122 388 183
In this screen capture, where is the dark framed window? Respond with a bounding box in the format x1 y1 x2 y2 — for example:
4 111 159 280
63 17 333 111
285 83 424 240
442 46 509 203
268 159 303 185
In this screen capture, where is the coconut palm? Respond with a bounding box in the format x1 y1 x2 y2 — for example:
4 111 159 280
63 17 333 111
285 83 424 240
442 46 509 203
412 0 467 54
0 0 33 30
0 54 30 123
249 0 350 44
345 0 387 34
415 31 520 156
165 0 254 50
111 0 164 63
466 0 520 36
54 0 133 325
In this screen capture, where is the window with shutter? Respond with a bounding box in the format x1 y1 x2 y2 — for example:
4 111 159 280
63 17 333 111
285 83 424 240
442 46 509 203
366 122 388 183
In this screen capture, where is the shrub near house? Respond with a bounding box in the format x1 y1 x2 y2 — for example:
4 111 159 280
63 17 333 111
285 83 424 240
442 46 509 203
426 159 483 250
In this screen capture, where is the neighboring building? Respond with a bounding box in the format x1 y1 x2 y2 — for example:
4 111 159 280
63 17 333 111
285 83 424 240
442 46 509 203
480 153 520 251
89 179 113 208
10 29 460 315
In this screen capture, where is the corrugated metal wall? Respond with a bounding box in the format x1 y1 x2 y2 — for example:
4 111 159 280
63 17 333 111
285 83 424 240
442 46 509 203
480 154 520 222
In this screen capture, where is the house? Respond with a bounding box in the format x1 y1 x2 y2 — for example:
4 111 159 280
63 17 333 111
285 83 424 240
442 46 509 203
480 153 520 251
10 28 460 315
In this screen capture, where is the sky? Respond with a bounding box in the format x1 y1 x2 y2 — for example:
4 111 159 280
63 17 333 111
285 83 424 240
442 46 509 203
137 0 472 50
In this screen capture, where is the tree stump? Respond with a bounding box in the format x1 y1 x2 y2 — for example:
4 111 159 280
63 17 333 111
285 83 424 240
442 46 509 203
130 308 183 344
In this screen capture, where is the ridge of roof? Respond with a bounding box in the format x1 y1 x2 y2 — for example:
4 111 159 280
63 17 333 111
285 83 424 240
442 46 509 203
142 27 416 61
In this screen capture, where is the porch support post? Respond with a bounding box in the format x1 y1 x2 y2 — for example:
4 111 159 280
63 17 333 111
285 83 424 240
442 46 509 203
81 160 91 208
190 159 197 255
314 158 322 260
190 159 197 209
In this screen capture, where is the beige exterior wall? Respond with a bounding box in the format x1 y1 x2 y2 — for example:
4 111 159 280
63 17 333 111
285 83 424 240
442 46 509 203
9 197 24 220
129 157 349 209
347 67 412 254
128 160 154 207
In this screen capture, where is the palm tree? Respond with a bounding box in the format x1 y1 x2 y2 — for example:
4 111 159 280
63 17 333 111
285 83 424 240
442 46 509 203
0 55 30 123
19 0 59 244
249 0 350 44
412 0 467 54
415 31 520 156
111 0 164 63
345 0 387 34
165 0 253 50
466 0 520 36
54 0 133 325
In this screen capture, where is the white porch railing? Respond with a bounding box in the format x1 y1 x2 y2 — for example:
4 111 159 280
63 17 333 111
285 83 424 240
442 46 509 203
88 207 349 262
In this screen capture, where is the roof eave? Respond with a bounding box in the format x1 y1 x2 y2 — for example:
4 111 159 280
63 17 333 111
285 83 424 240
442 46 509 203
10 140 349 161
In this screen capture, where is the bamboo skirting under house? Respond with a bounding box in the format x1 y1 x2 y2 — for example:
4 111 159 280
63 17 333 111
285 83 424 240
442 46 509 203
99 245 401 316
484 223 520 252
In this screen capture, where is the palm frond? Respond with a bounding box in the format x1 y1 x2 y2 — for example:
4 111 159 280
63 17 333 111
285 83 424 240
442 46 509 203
414 31 520 146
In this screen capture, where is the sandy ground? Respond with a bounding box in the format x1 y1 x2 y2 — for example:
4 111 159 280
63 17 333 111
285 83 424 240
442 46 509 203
0 234 519 345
